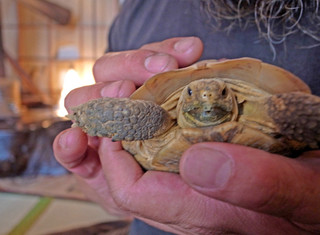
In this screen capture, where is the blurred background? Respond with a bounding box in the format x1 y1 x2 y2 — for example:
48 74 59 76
0 0 130 234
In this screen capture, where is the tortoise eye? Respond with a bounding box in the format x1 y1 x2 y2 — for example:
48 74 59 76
221 87 227 97
187 87 192 96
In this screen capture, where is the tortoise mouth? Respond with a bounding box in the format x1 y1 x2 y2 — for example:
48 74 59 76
183 105 232 126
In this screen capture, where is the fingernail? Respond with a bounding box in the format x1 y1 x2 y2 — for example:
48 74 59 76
58 131 71 149
174 37 195 53
144 53 170 73
100 80 125 98
183 147 233 189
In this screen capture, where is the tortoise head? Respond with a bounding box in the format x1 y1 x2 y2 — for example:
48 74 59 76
177 78 238 128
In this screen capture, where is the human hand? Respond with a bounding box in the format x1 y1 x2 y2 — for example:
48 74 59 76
53 36 320 234
53 37 203 217
179 143 320 234
92 138 319 234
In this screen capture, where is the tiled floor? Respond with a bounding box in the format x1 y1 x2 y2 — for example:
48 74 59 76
0 192 121 235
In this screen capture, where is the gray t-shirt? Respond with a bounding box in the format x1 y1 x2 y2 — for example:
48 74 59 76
109 0 320 95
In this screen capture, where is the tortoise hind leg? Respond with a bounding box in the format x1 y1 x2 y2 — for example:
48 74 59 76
266 92 320 149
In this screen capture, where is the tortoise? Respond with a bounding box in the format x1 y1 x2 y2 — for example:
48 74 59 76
68 58 320 173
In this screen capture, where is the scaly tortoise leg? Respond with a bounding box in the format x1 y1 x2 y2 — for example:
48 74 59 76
151 121 300 173
183 121 308 155
265 92 320 149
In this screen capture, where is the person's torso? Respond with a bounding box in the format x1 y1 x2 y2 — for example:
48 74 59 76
108 0 320 95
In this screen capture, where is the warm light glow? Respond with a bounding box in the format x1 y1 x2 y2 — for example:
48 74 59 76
56 67 95 117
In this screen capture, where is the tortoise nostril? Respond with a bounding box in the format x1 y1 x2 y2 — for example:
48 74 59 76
202 92 213 99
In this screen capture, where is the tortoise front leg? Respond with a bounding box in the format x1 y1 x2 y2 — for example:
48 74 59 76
68 97 173 141
191 121 310 156
152 121 300 172
191 121 291 153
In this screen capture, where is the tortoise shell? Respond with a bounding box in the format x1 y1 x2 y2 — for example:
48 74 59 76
69 58 320 173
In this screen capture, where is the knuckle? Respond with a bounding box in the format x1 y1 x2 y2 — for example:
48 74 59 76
140 38 176 54
92 54 110 80
252 177 297 217
140 41 158 50
140 37 181 51
65 83 105 111
94 50 155 84
64 88 79 110
109 187 133 212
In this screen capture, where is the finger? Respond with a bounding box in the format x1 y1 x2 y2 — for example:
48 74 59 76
74 173 130 217
93 51 178 85
53 128 128 216
98 138 143 190
180 143 320 224
93 37 203 85
64 80 136 112
98 138 218 225
98 139 303 234
98 138 195 218
53 127 100 178
140 37 203 67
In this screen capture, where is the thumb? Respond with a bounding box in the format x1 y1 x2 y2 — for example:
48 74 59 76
180 142 320 224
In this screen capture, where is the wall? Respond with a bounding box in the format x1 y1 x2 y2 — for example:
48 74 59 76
1 0 120 106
